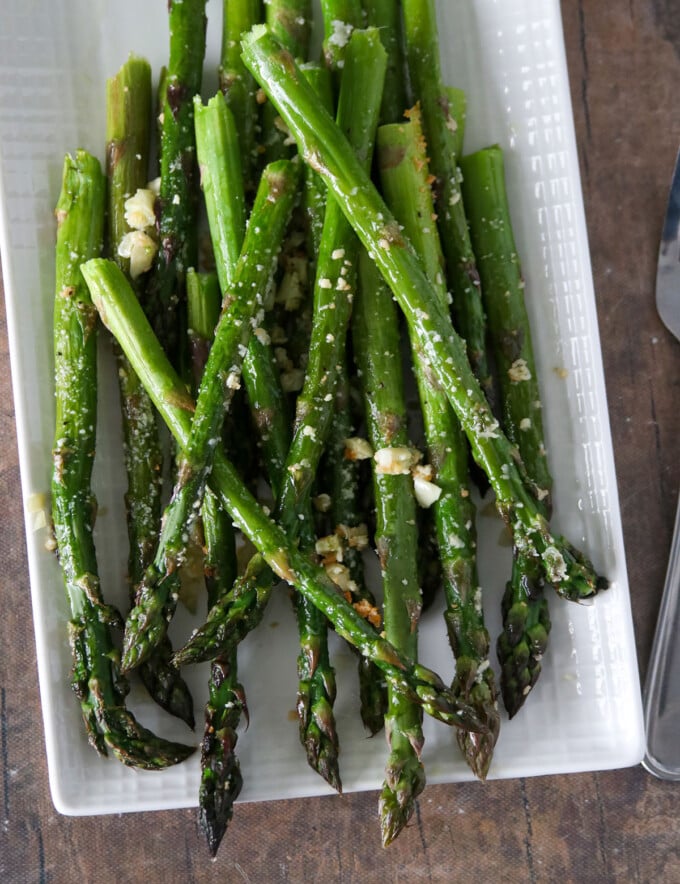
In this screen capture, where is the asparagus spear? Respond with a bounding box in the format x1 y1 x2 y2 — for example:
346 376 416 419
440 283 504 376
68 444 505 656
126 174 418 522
106 55 195 729
445 86 467 160
320 0 364 74
219 0 262 190
364 0 407 123
353 250 425 846
51 152 194 769
300 63 334 261
194 93 292 494
121 161 299 673
267 0 312 61
401 0 492 402
187 270 244 857
377 116 499 778
83 257 486 734
241 26 607 603
460 146 552 717
145 0 207 365
322 362 388 736
283 29 388 787
261 0 312 164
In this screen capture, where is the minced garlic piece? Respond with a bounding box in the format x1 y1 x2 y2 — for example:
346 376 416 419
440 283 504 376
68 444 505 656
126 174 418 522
253 327 271 346
353 598 381 629
337 523 369 550
374 446 420 475
328 19 353 48
27 492 49 532
325 561 355 593
344 437 373 461
412 463 435 483
508 358 532 382
124 188 156 230
225 371 241 391
413 475 442 508
313 493 332 513
117 230 158 279
315 533 343 559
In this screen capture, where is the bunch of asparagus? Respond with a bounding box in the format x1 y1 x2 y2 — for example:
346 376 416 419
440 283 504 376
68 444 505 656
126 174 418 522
49 0 607 856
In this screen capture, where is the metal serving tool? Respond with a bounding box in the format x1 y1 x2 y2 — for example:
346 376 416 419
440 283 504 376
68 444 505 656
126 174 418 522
643 146 680 779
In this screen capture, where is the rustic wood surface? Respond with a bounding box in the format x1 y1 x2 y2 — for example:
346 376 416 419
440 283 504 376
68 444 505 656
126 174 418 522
2 1 680 881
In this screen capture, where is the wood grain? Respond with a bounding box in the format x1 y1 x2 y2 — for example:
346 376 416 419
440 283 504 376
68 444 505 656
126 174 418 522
2 1 680 881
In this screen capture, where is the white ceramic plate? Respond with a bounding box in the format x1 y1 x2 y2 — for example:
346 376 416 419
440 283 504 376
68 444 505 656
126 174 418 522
0 0 644 816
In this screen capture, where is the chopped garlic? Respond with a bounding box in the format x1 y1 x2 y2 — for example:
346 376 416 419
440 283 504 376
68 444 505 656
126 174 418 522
344 437 373 461
337 523 369 550
123 188 156 230
225 371 241 391
328 19 353 48
413 475 442 508
508 358 532 382
353 598 381 628
313 493 332 513
117 230 158 279
325 561 354 593
519 417 532 431
374 446 420 475
412 463 435 482
254 327 271 346
315 533 343 559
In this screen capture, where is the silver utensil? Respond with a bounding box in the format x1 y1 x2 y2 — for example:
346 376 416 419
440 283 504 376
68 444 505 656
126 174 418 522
643 146 680 779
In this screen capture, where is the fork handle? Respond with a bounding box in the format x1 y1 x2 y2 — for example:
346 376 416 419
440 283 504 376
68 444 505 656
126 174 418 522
643 491 680 778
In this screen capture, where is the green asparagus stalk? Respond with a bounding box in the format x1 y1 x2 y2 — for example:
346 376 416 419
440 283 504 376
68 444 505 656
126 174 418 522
233 28 390 789
219 0 262 189
106 55 195 729
121 161 299 673
401 0 492 402
445 86 467 160
276 27 386 543
241 25 607 603
51 152 194 769
300 63 333 260
266 0 312 60
187 270 244 858
320 0 364 74
145 0 207 365
84 257 487 734
187 270 221 391
194 93 293 498
378 117 499 778
364 0 407 123
323 362 388 736
460 146 553 717
354 250 425 846
261 0 312 165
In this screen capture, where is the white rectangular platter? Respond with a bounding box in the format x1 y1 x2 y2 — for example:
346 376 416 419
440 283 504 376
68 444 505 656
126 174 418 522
0 0 644 815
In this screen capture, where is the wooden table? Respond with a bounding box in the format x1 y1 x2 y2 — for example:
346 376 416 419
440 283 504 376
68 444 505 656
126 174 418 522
2 2 679 881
